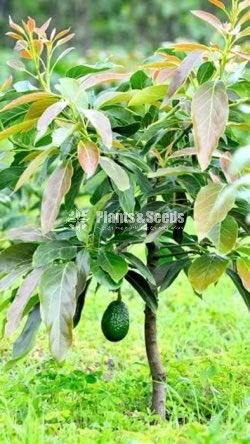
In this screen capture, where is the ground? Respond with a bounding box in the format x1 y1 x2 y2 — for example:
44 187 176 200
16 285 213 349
0 271 250 444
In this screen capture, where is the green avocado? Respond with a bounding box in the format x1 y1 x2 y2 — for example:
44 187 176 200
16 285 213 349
101 300 129 342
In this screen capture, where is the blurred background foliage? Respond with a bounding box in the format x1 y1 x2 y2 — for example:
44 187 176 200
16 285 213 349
0 0 221 53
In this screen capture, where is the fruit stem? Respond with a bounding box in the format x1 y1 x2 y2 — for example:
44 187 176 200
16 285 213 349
117 288 122 302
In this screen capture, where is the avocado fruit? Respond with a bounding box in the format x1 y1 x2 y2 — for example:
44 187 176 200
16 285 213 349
101 300 129 342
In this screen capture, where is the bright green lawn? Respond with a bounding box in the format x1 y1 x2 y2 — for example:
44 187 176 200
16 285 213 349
0 272 250 444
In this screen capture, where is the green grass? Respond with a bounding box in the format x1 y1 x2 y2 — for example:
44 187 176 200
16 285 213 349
0 272 250 444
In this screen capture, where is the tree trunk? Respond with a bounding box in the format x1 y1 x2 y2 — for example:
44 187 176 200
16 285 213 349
144 305 166 419
145 240 166 419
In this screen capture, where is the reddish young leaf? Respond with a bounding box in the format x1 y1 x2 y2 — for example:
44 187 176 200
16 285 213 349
33 39 44 56
36 17 52 35
6 32 23 40
80 72 130 90
191 81 229 170
7 59 25 71
15 147 57 191
20 50 33 59
239 0 250 12
9 16 26 35
26 17 36 33
77 140 100 178
208 0 225 10
81 109 112 148
5 268 44 337
173 42 210 52
231 50 250 61
155 68 176 84
37 100 67 137
162 51 203 104
0 92 57 112
41 161 73 234
14 40 27 51
7 226 51 242
191 10 224 34
53 28 71 41
56 33 75 47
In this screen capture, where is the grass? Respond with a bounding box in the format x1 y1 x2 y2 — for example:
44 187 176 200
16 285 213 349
0 271 250 443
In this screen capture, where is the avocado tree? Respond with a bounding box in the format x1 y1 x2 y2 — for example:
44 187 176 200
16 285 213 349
0 0 249 419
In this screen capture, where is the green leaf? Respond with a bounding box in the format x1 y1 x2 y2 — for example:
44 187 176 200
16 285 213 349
0 150 14 171
5 268 44 336
0 166 24 190
95 90 137 108
226 268 250 310
194 183 235 241
98 250 128 283
155 258 191 292
208 215 238 255
188 254 229 293
66 63 116 79
73 279 91 328
148 166 200 178
7 304 41 366
91 263 121 290
116 185 135 213
0 244 36 273
99 157 130 191
57 78 88 109
197 62 215 84
75 250 90 297
7 226 51 242
125 270 158 312
64 165 83 212
0 119 37 142
81 109 112 149
41 161 73 234
191 80 229 170
0 265 30 291
76 193 112 243
130 70 148 89
39 262 78 362
33 241 77 267
122 252 156 285
37 100 67 138
25 97 59 120
13 80 37 92
128 85 167 107
237 257 250 292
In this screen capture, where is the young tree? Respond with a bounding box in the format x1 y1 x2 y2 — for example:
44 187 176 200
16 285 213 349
0 0 249 419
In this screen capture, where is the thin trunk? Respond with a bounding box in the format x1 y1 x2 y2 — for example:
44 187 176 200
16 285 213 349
144 305 166 419
145 240 166 419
